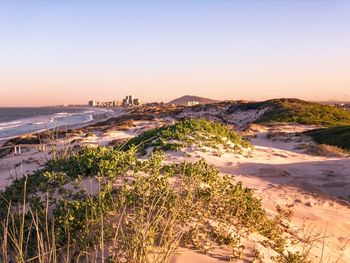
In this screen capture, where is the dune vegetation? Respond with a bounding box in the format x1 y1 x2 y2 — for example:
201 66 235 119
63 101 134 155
121 118 251 155
228 98 350 127
304 125 350 152
0 123 312 262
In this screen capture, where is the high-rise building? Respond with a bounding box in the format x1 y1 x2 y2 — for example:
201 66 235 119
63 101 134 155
88 100 97 107
113 100 121 107
122 95 140 107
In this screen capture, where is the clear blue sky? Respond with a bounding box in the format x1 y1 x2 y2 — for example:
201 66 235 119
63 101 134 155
0 0 349 106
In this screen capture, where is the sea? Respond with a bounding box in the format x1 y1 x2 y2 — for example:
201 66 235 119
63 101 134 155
0 107 113 141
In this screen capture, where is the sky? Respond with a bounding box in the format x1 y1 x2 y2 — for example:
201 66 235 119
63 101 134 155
0 0 350 107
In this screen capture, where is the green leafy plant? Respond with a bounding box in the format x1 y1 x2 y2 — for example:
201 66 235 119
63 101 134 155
121 118 251 155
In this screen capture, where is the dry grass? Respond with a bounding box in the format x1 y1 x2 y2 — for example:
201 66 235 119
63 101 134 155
266 131 294 143
302 143 349 158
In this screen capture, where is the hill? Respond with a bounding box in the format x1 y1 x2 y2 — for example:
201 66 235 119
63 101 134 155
168 95 219 106
121 118 251 155
227 98 350 126
304 125 350 151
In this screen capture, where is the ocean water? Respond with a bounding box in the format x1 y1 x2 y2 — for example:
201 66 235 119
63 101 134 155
0 107 112 141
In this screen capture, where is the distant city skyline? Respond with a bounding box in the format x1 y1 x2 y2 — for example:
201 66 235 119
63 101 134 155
0 1 349 107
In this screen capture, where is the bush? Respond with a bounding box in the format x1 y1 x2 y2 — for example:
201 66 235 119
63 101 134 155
304 126 350 152
121 118 251 155
228 98 350 127
302 144 349 157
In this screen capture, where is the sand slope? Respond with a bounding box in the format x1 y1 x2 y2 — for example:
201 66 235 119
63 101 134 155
1 121 349 262
165 125 350 262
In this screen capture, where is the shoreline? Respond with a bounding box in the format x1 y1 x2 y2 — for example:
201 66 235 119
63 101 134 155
0 108 128 147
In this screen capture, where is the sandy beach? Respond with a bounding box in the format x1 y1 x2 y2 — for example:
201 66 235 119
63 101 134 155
1 113 349 262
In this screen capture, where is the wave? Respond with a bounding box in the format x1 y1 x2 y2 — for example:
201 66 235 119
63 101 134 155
33 121 47 125
82 110 95 114
84 114 94 123
0 108 104 140
0 124 22 130
0 120 21 127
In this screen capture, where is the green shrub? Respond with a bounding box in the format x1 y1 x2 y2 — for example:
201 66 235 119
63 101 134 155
228 98 350 126
121 118 251 155
304 126 350 151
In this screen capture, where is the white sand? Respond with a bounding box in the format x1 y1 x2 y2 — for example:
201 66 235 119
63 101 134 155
0 148 47 190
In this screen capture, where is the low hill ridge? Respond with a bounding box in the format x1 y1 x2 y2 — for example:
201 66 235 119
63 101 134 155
227 98 350 126
168 95 218 105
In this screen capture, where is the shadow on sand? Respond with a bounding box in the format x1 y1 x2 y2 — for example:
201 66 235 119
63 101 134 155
221 157 350 203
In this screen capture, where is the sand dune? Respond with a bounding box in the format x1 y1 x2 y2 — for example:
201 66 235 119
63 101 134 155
1 120 349 262
164 125 350 262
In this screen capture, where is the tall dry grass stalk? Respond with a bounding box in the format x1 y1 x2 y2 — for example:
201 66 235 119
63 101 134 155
0 170 184 262
43 126 73 162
